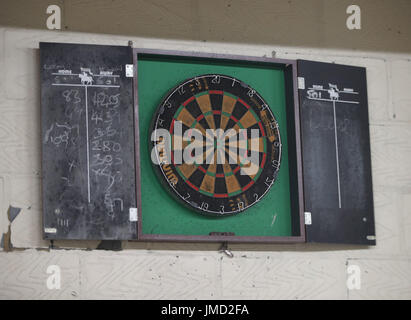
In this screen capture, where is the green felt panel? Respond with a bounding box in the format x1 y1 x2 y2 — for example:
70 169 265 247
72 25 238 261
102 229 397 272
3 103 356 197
138 54 292 237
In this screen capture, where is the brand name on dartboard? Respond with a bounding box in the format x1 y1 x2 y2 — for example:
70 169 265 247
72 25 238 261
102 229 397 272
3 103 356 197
150 120 280 176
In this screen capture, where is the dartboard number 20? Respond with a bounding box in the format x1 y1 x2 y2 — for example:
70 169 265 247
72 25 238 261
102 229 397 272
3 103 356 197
150 74 282 216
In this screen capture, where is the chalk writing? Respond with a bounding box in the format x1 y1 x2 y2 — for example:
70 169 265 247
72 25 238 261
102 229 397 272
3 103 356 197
44 68 125 218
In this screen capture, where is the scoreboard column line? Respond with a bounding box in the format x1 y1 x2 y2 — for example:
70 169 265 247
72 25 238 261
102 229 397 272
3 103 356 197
333 100 342 209
307 96 360 209
85 85 91 203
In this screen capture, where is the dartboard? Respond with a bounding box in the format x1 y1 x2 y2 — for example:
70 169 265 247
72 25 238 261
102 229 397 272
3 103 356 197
150 74 281 216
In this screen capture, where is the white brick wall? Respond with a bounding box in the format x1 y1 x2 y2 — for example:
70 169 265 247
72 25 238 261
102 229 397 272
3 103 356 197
0 27 410 299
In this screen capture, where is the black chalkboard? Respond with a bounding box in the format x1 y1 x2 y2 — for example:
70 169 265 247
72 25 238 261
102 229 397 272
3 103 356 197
298 60 376 245
41 42 137 240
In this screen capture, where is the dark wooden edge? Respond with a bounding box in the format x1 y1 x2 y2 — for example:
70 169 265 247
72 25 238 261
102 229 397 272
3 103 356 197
286 62 306 242
133 48 305 243
133 48 296 66
132 48 144 241
39 43 47 240
361 68 377 245
138 234 304 243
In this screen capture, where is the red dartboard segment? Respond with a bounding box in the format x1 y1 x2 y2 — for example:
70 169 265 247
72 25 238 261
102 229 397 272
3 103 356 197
185 180 199 191
230 115 239 122
183 96 195 106
209 90 223 95
258 121 266 136
260 153 267 169
233 166 241 174
242 180 255 192
238 98 251 109
198 166 207 174
214 193 229 198
150 74 282 216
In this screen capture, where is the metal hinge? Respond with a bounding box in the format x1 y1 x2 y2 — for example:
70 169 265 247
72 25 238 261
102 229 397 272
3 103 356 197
125 64 134 77
304 211 312 225
298 77 305 90
129 208 138 222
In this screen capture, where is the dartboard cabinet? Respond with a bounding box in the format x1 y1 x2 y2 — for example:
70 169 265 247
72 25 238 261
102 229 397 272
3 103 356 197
41 43 375 245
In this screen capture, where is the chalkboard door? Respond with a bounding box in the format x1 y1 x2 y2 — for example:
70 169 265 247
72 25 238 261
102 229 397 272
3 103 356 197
41 42 137 240
298 60 376 245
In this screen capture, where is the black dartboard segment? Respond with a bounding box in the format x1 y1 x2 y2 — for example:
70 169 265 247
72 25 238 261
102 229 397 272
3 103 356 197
150 74 281 216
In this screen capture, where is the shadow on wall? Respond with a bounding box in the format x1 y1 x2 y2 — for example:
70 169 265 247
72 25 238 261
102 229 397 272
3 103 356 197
0 0 410 53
